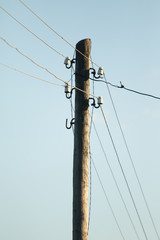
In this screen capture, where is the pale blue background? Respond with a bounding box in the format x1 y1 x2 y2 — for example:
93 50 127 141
0 0 160 240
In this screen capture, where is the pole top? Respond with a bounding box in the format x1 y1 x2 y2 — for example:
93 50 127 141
76 38 91 51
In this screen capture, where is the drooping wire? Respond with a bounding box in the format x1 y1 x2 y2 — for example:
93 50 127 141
0 5 66 58
92 121 141 240
103 73 160 240
0 36 97 98
0 36 66 82
124 85 160 100
91 156 126 240
88 56 95 232
90 76 160 100
100 105 149 240
0 61 64 87
18 0 100 68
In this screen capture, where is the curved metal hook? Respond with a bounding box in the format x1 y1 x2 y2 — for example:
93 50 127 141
65 88 75 99
89 67 100 79
65 58 76 69
66 118 75 129
89 97 101 109
89 97 96 107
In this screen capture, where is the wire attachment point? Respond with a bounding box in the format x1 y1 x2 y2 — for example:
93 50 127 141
64 84 75 99
64 57 76 69
90 67 103 79
89 96 103 109
66 118 75 129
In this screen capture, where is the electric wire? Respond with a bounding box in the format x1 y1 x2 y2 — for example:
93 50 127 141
88 56 95 232
103 73 160 240
91 156 126 240
124 86 160 100
18 0 100 68
0 61 64 87
100 106 149 240
90 76 160 100
0 36 66 82
92 121 141 240
0 5 66 58
90 71 160 238
88 147 92 232
0 36 97 98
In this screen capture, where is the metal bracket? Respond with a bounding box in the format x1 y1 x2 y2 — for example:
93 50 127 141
89 97 99 108
65 88 75 99
65 58 76 69
89 97 103 109
66 118 75 129
90 68 100 79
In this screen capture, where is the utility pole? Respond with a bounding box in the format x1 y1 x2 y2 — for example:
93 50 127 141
73 38 91 240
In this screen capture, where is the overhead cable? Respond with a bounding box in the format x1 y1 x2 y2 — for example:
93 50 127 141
0 36 67 83
18 0 100 68
91 156 126 240
88 56 95 231
100 106 149 240
0 36 97 98
103 73 160 240
91 76 160 100
0 5 66 58
0 62 64 87
92 121 141 240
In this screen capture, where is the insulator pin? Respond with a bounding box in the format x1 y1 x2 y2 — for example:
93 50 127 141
64 56 70 66
98 96 103 106
97 67 104 77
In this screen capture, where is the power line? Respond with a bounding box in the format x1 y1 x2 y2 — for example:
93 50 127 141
0 36 97 98
0 5 66 58
18 0 100 68
91 156 126 240
92 121 141 240
90 76 160 100
100 106 149 240
103 73 160 240
0 36 67 83
123 86 160 100
0 61 64 87
88 56 95 232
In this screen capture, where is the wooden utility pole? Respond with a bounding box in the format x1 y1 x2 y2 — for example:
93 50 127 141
73 38 91 240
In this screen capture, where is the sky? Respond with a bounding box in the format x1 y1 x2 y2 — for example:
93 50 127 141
0 0 160 240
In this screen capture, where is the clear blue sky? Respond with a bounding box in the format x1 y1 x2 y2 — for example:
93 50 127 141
0 0 160 240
